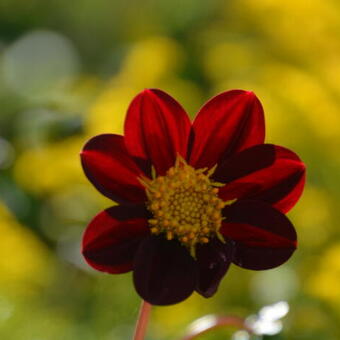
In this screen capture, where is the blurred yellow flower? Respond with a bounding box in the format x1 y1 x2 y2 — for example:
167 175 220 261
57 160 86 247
14 137 85 194
86 86 136 136
290 186 333 248
0 203 53 290
204 41 256 83
308 243 340 305
86 36 202 136
117 37 183 87
235 0 340 61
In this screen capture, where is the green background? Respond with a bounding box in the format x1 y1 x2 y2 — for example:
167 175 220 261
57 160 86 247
0 0 339 339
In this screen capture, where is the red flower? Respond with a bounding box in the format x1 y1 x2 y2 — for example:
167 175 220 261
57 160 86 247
80 89 305 305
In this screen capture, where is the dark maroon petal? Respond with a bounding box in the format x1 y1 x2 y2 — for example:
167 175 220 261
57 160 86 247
189 90 265 169
81 134 147 204
82 205 150 274
124 89 191 175
133 236 197 305
231 246 296 271
221 200 297 270
215 144 306 213
195 239 232 298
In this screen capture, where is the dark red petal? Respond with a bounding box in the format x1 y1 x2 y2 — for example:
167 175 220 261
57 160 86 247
81 134 147 204
124 89 191 175
133 236 197 305
216 144 306 213
221 200 297 270
82 205 150 274
231 246 296 271
195 239 232 298
189 90 265 169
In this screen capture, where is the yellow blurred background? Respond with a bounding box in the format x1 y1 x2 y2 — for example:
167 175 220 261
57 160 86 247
0 0 339 339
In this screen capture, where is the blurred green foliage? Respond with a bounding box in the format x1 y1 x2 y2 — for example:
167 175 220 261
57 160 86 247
0 0 340 339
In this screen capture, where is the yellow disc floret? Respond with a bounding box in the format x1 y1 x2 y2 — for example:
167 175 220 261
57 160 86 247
140 156 236 258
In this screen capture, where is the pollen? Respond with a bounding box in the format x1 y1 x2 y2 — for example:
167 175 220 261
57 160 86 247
140 156 236 257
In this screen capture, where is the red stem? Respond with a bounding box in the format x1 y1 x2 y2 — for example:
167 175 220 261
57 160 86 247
133 300 152 340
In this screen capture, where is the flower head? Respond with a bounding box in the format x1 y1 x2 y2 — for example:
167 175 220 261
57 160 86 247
80 89 305 305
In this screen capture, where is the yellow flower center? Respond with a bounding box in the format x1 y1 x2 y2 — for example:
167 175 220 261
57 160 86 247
140 157 236 257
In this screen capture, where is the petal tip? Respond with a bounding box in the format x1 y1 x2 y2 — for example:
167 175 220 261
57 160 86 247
135 88 166 103
142 88 153 95
235 90 261 105
244 90 261 102
141 88 161 97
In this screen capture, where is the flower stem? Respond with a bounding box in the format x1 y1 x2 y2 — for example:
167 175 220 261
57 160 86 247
133 300 152 340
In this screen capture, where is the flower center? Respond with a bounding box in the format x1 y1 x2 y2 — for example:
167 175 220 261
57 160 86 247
140 157 235 257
